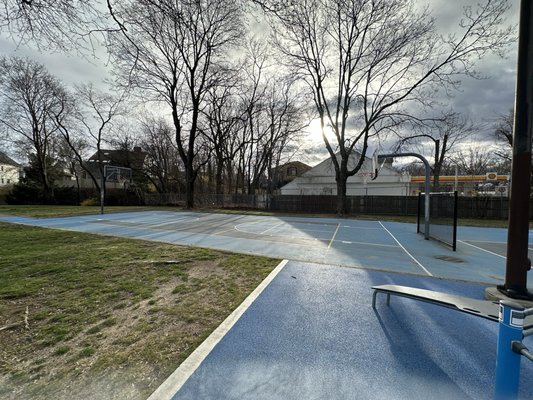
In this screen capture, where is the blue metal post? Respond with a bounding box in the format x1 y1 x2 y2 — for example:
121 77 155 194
495 300 525 400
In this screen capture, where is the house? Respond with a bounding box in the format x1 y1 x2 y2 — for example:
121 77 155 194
280 152 411 196
86 147 147 171
271 161 312 189
0 152 20 186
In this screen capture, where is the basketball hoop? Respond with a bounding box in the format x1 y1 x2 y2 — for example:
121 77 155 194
104 165 132 184
371 152 386 181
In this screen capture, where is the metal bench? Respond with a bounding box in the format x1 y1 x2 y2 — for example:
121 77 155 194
372 284 533 327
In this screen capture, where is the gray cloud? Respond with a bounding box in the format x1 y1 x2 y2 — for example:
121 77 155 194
0 37 111 89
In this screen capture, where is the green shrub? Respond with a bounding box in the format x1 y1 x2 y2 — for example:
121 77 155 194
53 187 80 205
80 198 99 206
5 183 43 205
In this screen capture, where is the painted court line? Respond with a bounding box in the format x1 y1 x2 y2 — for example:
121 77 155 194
147 259 288 400
260 221 286 235
459 240 506 259
342 225 383 230
378 221 432 277
212 227 238 236
233 219 270 234
143 218 199 229
465 239 506 244
338 240 398 248
327 223 341 249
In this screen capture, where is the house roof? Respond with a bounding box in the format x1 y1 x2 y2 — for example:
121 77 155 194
303 150 402 177
276 161 312 170
272 161 312 174
87 147 147 170
0 151 20 167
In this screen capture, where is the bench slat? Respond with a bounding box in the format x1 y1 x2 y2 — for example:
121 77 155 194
372 284 533 328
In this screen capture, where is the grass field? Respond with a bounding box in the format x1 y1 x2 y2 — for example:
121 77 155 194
0 220 278 400
0 205 159 218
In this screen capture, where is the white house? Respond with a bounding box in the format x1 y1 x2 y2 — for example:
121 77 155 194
0 152 20 186
280 152 411 196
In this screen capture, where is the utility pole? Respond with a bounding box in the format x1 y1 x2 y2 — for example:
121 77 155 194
499 0 533 300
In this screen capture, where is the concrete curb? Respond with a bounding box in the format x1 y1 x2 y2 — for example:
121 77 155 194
146 259 288 400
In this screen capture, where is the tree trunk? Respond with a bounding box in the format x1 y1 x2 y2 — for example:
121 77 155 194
433 139 441 191
215 166 223 195
185 166 195 209
75 174 81 205
226 162 232 194
42 180 54 204
336 170 348 216
433 167 441 191
37 153 54 204
99 169 106 215
215 161 224 206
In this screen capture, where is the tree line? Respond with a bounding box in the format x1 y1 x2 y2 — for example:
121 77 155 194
0 0 516 213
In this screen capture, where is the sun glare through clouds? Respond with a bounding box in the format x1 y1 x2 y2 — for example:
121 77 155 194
306 118 335 144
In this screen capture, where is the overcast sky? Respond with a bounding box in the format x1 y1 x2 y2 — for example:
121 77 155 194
0 0 521 166
425 0 518 125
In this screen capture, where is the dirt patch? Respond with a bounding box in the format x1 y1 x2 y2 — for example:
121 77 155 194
2 278 185 399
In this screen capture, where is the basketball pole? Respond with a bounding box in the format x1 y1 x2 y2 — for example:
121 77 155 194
500 0 533 300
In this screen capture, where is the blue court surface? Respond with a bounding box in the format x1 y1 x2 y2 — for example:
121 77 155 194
2 210 533 399
152 261 533 400
1 210 532 286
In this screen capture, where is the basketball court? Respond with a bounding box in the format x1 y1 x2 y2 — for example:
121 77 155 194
1 210 531 286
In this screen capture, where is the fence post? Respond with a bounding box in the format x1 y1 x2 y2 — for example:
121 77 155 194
495 300 524 400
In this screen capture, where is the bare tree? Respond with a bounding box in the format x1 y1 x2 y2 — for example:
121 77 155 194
493 108 513 162
202 81 245 196
257 78 306 194
0 56 65 203
139 116 183 194
54 83 126 213
452 145 500 176
395 111 477 189
233 39 306 195
0 0 111 52
56 134 87 203
256 0 514 214
109 0 244 208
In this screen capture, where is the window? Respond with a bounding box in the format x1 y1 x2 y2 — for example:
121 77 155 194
287 166 297 177
6 179 10 184
1 178 4 184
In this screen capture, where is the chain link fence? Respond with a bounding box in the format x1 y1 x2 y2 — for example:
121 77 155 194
143 193 525 219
